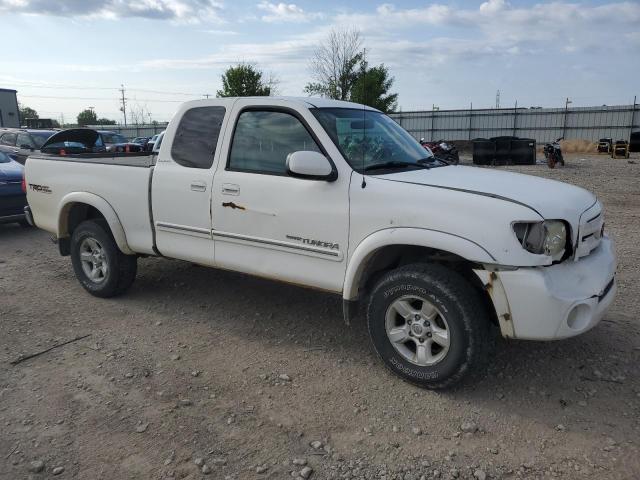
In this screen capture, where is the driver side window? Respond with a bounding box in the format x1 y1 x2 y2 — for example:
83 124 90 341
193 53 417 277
228 110 321 175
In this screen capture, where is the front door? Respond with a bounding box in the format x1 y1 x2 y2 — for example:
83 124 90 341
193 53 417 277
151 104 229 265
211 101 350 293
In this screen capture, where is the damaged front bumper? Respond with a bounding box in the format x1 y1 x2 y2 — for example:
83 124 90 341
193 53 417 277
477 235 617 340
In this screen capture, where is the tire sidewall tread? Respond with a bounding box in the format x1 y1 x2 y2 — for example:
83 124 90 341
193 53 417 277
367 263 490 390
70 219 137 298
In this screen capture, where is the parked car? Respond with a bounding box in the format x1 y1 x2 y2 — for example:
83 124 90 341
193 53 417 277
99 130 146 153
0 128 57 164
0 150 28 226
145 133 160 152
39 129 107 155
24 97 616 389
132 137 150 149
597 138 612 154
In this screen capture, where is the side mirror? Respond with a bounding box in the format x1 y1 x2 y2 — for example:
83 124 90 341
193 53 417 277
286 151 337 181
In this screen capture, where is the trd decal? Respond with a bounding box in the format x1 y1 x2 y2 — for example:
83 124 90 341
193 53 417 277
29 184 52 194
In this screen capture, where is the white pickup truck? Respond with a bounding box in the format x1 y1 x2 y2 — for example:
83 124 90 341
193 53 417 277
24 97 617 389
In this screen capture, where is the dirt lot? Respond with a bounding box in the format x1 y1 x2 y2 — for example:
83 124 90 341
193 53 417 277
1 153 639 480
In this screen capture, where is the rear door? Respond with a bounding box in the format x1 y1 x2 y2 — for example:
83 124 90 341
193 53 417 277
151 102 231 265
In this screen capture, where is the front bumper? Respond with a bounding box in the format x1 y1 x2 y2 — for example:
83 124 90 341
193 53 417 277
496 235 617 340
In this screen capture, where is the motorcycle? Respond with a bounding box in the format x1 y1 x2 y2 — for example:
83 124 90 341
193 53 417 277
420 138 459 165
543 137 564 169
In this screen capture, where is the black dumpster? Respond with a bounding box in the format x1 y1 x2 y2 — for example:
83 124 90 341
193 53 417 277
630 131 640 153
472 137 536 165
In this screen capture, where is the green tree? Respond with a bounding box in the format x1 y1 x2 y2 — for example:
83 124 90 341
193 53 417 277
77 108 98 126
217 63 272 97
96 118 116 125
350 63 398 113
19 105 39 121
305 28 363 100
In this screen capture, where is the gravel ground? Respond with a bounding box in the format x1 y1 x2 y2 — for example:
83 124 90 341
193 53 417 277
1 153 639 480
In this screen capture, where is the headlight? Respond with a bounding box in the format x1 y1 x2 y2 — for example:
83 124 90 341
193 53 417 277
513 220 567 259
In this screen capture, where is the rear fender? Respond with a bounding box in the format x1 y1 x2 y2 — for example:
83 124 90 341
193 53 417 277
58 192 133 255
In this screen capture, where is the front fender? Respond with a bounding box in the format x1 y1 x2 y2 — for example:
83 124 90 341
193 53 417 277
58 192 134 255
342 227 496 300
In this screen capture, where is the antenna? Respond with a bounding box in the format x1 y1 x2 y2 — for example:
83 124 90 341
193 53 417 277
361 48 367 189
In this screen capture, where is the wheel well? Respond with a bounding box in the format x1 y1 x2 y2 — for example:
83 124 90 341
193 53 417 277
357 245 499 326
58 203 107 256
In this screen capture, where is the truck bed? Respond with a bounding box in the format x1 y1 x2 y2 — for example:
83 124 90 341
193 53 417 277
25 153 157 255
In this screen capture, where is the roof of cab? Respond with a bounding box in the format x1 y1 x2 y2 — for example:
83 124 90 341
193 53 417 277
180 96 380 112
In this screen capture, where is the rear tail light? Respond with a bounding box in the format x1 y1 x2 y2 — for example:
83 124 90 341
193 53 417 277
21 173 26 193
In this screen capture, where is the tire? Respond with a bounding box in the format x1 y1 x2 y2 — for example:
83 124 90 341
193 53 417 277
70 219 137 298
547 154 556 169
367 263 491 389
18 219 31 228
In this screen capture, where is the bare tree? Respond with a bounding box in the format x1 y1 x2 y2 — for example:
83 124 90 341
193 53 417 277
128 102 150 125
305 28 363 100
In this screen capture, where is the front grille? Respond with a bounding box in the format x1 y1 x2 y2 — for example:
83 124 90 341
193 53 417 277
575 201 603 260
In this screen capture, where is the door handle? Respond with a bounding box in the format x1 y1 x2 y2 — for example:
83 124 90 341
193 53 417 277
190 181 207 192
222 183 240 195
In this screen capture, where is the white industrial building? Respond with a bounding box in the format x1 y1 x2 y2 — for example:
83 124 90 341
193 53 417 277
0 88 19 128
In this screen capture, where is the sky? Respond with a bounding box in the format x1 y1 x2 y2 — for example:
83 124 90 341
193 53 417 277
1 0 639 124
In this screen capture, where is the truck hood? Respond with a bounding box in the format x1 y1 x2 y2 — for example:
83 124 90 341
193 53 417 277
0 158 23 183
377 165 596 220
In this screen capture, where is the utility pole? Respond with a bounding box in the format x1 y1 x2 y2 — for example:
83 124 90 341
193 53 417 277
119 84 128 126
204 94 211 99
513 100 518 137
629 95 637 143
562 97 572 139
468 102 473 140
495 90 500 109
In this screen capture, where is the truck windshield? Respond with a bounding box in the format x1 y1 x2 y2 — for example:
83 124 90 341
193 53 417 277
311 108 441 172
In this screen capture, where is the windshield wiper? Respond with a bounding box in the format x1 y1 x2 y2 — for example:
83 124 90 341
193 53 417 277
364 161 432 172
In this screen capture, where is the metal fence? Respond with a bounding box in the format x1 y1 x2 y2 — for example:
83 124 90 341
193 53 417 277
86 123 169 139
389 103 639 144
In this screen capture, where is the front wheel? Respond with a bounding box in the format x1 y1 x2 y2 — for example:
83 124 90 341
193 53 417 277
70 219 137 298
367 263 491 389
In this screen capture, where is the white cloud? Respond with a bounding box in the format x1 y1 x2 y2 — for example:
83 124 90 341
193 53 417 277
257 1 321 22
479 0 509 14
0 0 225 22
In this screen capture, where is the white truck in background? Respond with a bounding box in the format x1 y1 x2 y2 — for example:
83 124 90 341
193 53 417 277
24 97 616 389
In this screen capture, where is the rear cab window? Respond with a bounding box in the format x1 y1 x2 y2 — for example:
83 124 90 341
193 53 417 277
171 106 226 169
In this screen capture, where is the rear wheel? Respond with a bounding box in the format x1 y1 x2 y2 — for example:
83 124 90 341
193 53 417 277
547 153 556 169
367 263 491 389
70 219 137 297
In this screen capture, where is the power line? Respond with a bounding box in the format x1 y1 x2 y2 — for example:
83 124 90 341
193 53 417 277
7 80 204 97
19 94 184 103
